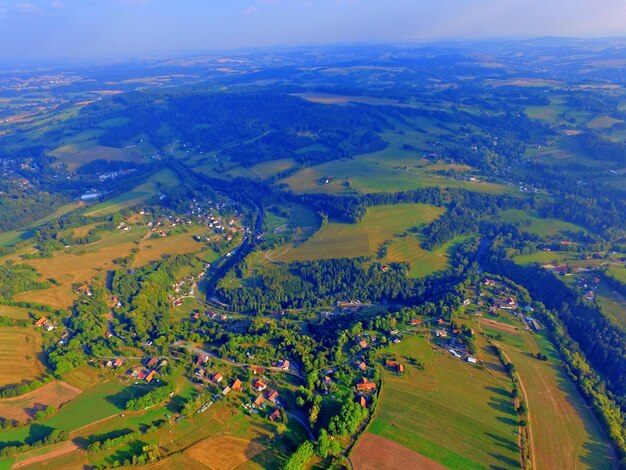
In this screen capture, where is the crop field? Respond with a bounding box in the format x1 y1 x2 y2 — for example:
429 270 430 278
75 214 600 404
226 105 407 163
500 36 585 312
352 433 446 470
595 284 626 329
273 204 444 262
490 322 616 469
0 328 44 387
368 334 520 470
184 436 265 470
499 209 584 237
0 380 81 422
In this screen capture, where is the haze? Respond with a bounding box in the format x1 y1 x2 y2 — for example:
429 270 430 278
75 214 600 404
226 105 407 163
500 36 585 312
2 0 626 61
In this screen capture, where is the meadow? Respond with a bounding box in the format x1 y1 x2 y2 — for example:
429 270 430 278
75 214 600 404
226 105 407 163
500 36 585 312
366 334 520 469
273 203 444 263
0 328 44 387
487 320 617 469
499 209 585 237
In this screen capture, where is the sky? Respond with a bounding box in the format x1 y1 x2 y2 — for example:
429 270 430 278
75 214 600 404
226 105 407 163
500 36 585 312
1 0 626 61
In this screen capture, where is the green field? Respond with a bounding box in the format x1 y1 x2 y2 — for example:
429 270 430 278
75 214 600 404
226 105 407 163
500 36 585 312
495 328 616 469
383 235 466 278
499 209 585 237
273 203 444 262
369 334 520 469
0 380 146 446
85 168 179 217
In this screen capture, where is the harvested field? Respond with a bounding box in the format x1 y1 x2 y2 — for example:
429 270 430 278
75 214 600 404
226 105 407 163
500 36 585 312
184 436 264 470
479 318 521 335
0 328 44 387
12 441 79 468
49 144 143 171
352 433 446 470
0 381 81 422
131 232 205 267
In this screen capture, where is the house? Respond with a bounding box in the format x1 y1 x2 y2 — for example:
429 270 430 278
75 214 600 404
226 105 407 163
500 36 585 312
435 329 448 338
253 379 267 391
356 377 377 392
267 390 279 403
250 365 265 375
104 331 113 338
222 386 231 396
357 361 367 371
34 317 47 327
389 329 399 335
410 318 422 326
463 299 471 306
359 340 368 349
232 379 242 391
253 395 265 407
105 360 113 368
146 357 159 368
145 370 158 383
437 319 445 325
385 359 398 368
213 373 223 383
158 360 168 370
196 355 209 365
277 359 290 371
269 409 281 421
398 364 405 373
113 358 124 368
358 396 367 408
467 357 477 364
43 323 55 332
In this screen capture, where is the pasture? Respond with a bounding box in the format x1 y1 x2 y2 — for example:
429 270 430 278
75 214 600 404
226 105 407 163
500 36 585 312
368 334 520 470
383 235 464 278
184 436 265 470
499 209 585 237
0 328 44 387
0 381 81 423
49 144 144 171
273 204 444 262
490 322 616 469
0 305 38 320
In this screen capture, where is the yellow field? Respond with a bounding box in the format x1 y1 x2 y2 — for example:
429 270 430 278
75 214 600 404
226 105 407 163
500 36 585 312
0 380 81 422
0 305 36 319
0 328 44 386
184 436 264 470
131 232 205 267
274 204 444 262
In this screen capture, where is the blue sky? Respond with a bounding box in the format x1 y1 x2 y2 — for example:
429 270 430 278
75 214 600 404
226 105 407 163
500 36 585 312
2 0 626 60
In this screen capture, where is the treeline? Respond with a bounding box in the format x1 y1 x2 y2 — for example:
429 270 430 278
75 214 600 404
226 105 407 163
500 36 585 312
0 375 54 398
0 429 67 457
87 421 164 452
485 258 626 401
125 383 174 411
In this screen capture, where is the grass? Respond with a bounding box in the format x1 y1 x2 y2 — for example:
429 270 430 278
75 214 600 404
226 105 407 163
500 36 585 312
499 209 585 237
595 284 626 329
0 380 145 446
495 328 617 469
281 157 512 196
0 328 44 387
0 305 40 320
274 203 444 262
369 334 520 469
383 235 466 278
49 143 144 172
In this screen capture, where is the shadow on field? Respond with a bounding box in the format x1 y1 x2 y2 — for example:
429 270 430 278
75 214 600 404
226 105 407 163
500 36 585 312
486 396 513 414
484 432 518 454
485 386 510 397
488 451 520 469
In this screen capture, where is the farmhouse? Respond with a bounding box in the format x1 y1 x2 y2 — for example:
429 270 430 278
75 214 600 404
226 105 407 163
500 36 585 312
250 365 265 375
357 361 367 371
34 317 47 327
435 329 448 338
410 318 423 326
267 389 279 403
359 339 368 349
253 395 265 407
356 378 377 392
145 370 158 382
269 409 281 421
113 358 124 368
253 379 267 391
146 357 159 368
277 359 290 371
231 379 242 391
212 373 223 383
358 396 367 407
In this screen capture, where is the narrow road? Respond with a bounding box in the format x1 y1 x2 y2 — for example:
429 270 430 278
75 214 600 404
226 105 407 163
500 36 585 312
286 411 315 441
